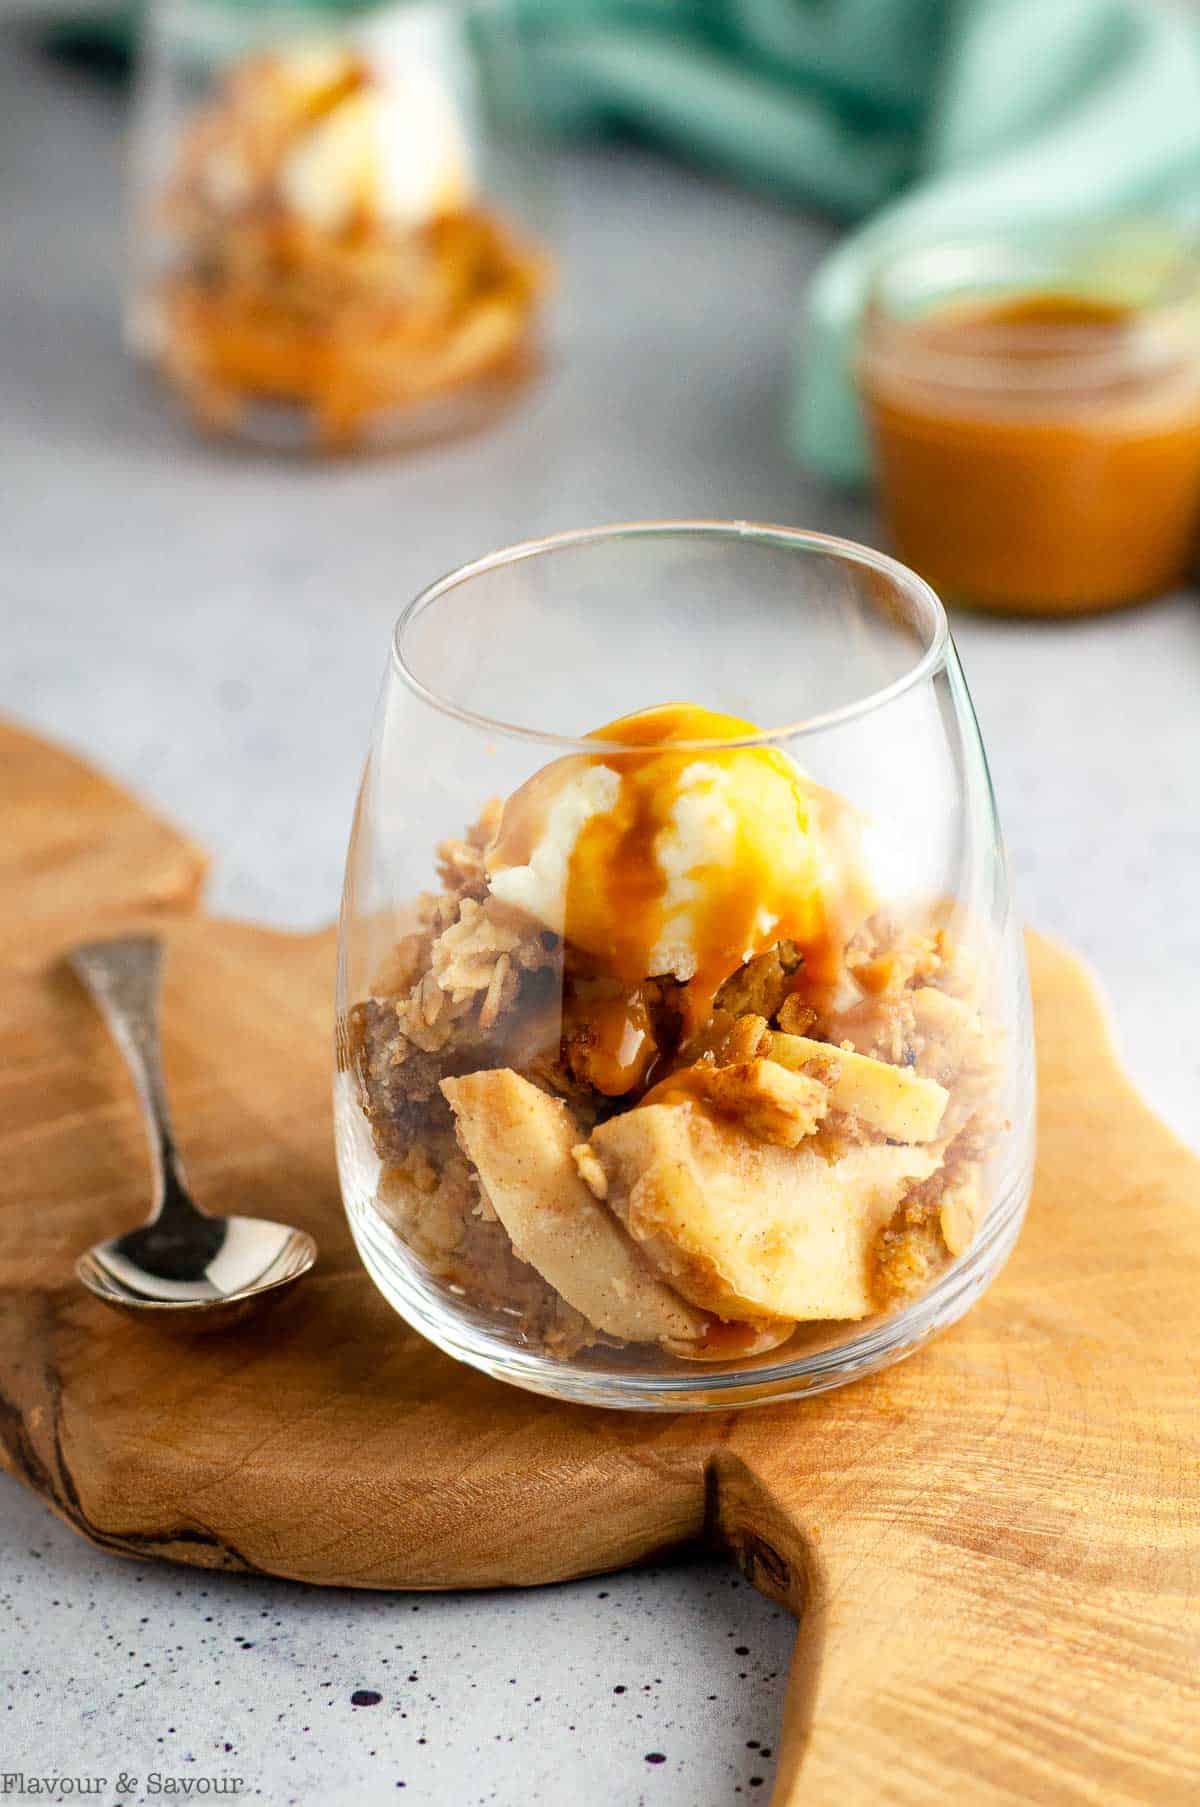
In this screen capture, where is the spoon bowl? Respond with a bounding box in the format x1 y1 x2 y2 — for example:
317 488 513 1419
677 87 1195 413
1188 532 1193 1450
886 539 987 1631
77 1216 317 1332
69 935 317 1330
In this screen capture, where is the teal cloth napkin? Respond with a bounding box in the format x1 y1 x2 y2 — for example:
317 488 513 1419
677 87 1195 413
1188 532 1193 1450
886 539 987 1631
519 0 1200 481
520 0 945 218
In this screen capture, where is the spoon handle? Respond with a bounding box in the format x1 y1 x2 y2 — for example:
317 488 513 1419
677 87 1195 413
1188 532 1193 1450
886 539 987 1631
68 935 204 1230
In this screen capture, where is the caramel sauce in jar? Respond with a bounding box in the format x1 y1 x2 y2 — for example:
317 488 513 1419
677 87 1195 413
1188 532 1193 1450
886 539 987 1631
860 287 1200 614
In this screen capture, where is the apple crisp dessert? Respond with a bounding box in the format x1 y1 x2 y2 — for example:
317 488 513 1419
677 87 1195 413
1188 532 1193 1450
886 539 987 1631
347 705 1002 1362
142 45 548 448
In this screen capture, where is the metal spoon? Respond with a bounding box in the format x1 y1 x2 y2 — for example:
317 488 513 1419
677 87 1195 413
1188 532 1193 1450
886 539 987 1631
69 935 317 1331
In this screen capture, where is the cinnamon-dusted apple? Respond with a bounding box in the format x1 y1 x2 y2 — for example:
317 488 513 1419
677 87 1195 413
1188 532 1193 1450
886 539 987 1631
766 1031 949 1144
592 1100 939 1324
442 1068 791 1357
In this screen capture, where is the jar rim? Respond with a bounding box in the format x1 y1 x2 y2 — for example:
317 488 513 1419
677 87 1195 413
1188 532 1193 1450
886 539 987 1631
859 220 1200 393
391 520 949 749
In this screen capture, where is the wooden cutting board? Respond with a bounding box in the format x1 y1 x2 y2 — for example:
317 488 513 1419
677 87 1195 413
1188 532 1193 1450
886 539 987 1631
2 718 1197 1806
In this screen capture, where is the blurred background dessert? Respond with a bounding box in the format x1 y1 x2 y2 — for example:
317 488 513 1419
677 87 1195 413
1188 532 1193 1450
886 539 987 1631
102 0 1200 607
127 0 550 449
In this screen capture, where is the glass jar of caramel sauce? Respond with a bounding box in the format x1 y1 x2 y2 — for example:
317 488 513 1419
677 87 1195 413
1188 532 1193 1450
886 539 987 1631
858 229 1200 614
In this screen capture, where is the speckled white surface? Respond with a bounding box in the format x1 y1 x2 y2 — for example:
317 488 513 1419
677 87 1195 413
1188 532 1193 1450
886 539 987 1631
1 1481 791 1806
2 28 1198 1807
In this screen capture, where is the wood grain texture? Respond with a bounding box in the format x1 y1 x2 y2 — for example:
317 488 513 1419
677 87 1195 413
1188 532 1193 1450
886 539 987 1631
2 719 1197 1805
0 717 208 966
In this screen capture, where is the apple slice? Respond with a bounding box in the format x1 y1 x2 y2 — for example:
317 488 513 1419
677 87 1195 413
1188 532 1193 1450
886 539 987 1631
593 1100 939 1323
767 1031 948 1143
442 1068 716 1349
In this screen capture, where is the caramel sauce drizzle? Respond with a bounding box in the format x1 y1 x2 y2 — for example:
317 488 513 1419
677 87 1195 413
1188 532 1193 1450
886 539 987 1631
490 703 871 1077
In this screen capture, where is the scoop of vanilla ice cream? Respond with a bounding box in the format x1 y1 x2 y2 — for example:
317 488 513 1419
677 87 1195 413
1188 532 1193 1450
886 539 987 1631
278 58 473 231
485 706 873 995
650 758 781 982
488 764 620 937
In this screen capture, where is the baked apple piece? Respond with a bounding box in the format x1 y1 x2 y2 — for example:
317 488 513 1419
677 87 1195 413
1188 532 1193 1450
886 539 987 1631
592 1100 939 1324
442 1068 793 1359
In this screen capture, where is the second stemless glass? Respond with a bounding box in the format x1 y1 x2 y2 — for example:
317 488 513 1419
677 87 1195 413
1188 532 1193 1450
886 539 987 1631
335 523 1035 1409
127 0 552 452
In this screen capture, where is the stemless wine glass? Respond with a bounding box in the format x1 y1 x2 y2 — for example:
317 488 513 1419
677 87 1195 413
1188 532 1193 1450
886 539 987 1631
335 522 1035 1410
126 0 552 452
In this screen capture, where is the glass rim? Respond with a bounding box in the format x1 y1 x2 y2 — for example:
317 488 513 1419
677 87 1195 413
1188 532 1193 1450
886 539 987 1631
390 520 949 751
